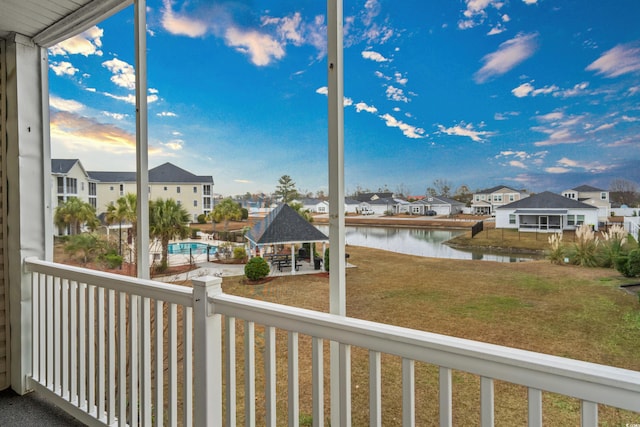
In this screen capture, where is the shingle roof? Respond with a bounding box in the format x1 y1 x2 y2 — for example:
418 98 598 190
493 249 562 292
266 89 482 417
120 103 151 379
246 204 328 245
497 191 597 210
51 159 79 174
476 185 520 194
572 184 604 192
87 162 213 184
412 195 464 206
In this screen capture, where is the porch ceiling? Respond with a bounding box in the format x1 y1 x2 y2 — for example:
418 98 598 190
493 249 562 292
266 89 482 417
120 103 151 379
0 0 132 47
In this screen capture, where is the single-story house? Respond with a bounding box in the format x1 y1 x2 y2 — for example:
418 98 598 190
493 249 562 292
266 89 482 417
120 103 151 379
495 191 599 232
410 196 465 216
297 198 329 214
344 198 361 214
366 197 409 215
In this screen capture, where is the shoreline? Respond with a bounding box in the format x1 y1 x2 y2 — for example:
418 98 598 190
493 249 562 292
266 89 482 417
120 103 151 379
311 214 479 230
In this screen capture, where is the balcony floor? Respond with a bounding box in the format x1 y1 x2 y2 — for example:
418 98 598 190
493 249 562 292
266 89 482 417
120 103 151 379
0 388 85 426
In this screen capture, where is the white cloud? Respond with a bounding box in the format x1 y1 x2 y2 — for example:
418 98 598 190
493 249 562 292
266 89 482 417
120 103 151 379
458 0 505 30
586 42 640 77
553 157 612 173
355 102 378 114
536 111 564 122
494 111 519 120
164 139 184 150
522 0 538 4
437 122 494 142
509 160 527 169
50 96 84 113
103 112 126 120
474 33 538 83
104 92 159 105
157 111 178 117
394 72 408 85
102 58 136 90
554 82 589 98
49 26 104 57
380 113 425 139
362 50 390 62
315 86 328 95
545 167 570 174
50 61 79 77
386 85 409 102
591 123 615 132
512 82 560 97
487 25 506 36
224 27 285 66
161 0 208 37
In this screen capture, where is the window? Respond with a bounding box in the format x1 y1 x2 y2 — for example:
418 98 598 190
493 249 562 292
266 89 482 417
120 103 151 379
110 186 114 191
57 177 64 194
119 184 124 196
177 201 181 206
509 194 515 201
164 186 168 191
475 196 480 202
509 214 516 225
89 182 96 196
89 198 97 209
193 186 198 193
203 185 211 196
601 192 607 200
568 214 585 226
177 186 181 193
66 177 77 194
494 195 502 202
193 200 198 207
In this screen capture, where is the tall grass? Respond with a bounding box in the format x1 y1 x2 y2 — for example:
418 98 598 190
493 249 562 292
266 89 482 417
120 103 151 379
547 232 564 264
599 224 628 268
569 223 599 267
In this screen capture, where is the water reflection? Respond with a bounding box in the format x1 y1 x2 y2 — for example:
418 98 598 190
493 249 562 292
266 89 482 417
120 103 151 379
315 225 535 263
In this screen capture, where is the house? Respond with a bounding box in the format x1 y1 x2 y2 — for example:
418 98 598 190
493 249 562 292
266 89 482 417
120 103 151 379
87 162 214 222
410 196 465 216
562 184 611 220
296 198 329 214
471 185 529 215
354 191 394 202
344 197 361 214
364 197 409 215
51 159 97 210
495 191 599 232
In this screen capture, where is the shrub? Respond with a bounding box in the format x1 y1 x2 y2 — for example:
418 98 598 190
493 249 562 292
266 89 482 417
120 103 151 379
614 255 633 277
244 257 270 281
197 213 207 224
547 232 564 264
569 223 599 267
101 252 123 269
324 247 330 272
233 246 247 260
241 207 249 220
628 249 640 277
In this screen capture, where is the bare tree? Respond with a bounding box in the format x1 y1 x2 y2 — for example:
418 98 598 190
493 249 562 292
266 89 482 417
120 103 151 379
609 179 640 206
426 178 453 197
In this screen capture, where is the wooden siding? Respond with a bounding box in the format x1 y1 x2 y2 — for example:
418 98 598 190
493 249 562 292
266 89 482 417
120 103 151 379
0 39 8 390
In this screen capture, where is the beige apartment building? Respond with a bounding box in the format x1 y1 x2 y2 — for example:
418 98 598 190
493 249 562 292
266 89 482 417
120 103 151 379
52 160 214 229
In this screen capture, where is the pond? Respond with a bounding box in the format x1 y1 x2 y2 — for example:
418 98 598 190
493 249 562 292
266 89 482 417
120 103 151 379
315 225 538 263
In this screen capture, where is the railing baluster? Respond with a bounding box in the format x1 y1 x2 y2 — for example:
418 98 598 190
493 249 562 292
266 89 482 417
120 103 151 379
88 284 96 416
369 351 381 427
61 279 69 400
69 281 77 404
225 316 237 427
155 300 164 427
480 377 494 427
244 320 256 426
581 401 598 427
339 343 351 427
402 358 415 427
129 294 139 427
54 276 61 392
118 292 126 426
168 303 178 426
97 287 105 419
38 274 46 384
528 388 542 427
107 289 116 425
140 297 151 425
78 282 86 410
46 275 54 389
439 367 452 427
288 331 299 427
184 306 193 427
265 326 276 427
31 273 39 384
312 337 323 427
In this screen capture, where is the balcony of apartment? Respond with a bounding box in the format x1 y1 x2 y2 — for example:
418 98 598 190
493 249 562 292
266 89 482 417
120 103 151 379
1 1 639 426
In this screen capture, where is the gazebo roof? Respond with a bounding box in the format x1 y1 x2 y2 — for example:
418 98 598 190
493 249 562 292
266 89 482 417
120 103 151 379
246 204 328 245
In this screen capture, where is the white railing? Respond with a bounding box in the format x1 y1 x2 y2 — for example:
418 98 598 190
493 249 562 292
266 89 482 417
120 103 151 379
25 258 640 426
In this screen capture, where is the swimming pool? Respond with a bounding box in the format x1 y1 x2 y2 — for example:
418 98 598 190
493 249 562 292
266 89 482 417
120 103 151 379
167 242 218 255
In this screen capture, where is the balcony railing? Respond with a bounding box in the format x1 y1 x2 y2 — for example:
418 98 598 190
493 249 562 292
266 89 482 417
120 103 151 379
25 258 640 426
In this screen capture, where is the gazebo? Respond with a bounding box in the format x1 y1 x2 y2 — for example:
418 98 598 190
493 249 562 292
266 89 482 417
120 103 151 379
245 204 329 274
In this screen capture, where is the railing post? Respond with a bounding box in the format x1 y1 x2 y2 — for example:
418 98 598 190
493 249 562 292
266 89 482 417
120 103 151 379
192 276 223 426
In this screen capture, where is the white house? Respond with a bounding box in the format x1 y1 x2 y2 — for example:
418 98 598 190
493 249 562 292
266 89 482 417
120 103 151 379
410 196 465 216
297 198 329 214
496 191 599 232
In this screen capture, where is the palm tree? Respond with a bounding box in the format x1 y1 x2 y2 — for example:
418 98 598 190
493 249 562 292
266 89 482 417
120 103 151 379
208 197 242 232
54 197 99 235
105 193 137 264
149 198 190 271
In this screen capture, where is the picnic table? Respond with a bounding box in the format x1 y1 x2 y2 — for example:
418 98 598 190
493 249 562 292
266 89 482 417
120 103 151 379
270 254 301 271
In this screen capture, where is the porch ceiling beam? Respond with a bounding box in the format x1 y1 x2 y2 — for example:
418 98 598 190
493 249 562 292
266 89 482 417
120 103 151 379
33 0 133 47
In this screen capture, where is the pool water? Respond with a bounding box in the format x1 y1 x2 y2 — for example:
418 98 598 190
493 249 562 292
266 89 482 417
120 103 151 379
167 242 218 255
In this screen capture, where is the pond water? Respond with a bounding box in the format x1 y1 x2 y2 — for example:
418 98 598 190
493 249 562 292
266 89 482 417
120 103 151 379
315 225 537 263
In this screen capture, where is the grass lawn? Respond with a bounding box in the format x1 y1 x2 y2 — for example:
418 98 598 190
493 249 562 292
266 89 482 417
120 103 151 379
218 245 640 426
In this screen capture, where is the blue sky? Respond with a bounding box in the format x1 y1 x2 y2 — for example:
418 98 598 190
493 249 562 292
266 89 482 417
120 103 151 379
49 0 640 197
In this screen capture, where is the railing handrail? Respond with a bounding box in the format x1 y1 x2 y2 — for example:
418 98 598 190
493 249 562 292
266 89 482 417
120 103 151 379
211 292 640 413
25 257 193 307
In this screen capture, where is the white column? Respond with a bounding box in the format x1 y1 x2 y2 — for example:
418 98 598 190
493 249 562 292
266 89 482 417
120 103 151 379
135 0 150 279
5 35 50 394
327 0 347 425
